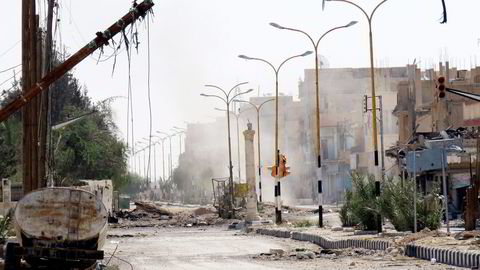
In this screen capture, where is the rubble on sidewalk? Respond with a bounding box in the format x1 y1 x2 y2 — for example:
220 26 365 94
397 228 447 245
252 246 388 262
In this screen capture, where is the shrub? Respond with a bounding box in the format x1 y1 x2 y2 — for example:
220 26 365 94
341 173 379 230
380 177 442 232
0 212 12 244
342 173 442 232
340 189 359 227
292 219 313 228
380 177 414 232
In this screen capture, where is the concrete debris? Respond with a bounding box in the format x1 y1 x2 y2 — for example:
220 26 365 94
453 230 480 240
331 226 343 232
386 246 403 256
253 247 386 262
398 229 447 245
134 201 173 216
112 201 224 228
193 207 215 216
269 249 285 256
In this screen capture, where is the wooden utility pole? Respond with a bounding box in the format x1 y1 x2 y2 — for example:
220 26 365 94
465 131 480 230
14 0 155 193
22 0 47 193
40 0 55 187
22 0 40 193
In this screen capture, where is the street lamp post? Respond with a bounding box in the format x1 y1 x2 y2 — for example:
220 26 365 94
215 107 242 183
238 51 312 224
234 98 274 202
171 129 185 163
152 135 166 186
201 83 253 218
326 0 389 233
173 127 186 154
158 131 174 180
270 20 357 227
160 137 166 181
325 0 389 175
135 142 143 176
142 137 153 185
136 141 148 179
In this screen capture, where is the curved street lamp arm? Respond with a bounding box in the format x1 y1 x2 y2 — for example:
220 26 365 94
317 25 350 47
234 99 256 109
328 0 370 21
135 147 148 155
239 106 255 114
173 126 186 132
278 52 311 74
227 81 249 99
275 25 316 49
371 0 389 20
241 56 277 74
216 108 239 120
204 84 228 99
157 131 172 137
259 98 275 110
200 93 227 104
231 89 253 102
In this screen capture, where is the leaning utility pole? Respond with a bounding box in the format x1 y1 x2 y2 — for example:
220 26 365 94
12 0 155 193
3 1 155 123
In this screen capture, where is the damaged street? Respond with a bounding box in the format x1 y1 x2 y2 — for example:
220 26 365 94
101 201 467 269
2 0 480 269
104 225 458 270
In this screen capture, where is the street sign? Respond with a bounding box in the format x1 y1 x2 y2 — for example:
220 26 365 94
406 148 446 173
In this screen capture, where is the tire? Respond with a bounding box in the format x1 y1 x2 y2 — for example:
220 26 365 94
5 242 21 270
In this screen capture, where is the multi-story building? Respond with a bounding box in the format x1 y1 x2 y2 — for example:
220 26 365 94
298 65 408 203
389 62 480 214
179 64 414 205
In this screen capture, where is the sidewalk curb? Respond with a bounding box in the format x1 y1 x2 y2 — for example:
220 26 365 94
405 244 480 268
256 228 480 268
256 228 391 250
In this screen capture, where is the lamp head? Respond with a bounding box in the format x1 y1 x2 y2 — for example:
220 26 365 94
301 51 314 57
346 21 358 27
269 22 285 29
238 54 252 60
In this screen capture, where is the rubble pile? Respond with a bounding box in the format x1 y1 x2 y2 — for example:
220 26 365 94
113 201 225 228
257 203 314 221
252 247 387 261
397 228 447 245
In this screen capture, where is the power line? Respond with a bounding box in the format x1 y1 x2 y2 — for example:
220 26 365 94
0 40 21 59
0 64 22 74
0 70 21 88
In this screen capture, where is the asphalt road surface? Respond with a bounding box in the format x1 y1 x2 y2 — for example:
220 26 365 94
103 226 464 270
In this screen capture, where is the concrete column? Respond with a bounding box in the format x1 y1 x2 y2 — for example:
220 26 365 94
2 179 11 203
1 178 11 217
244 123 259 222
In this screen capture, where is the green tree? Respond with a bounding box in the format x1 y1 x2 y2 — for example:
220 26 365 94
0 50 131 191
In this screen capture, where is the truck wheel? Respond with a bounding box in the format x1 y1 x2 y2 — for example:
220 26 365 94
5 242 21 270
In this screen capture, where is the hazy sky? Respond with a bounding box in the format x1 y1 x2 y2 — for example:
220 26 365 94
1 0 480 154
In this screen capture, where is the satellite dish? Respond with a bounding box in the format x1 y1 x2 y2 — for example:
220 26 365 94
317 55 330 69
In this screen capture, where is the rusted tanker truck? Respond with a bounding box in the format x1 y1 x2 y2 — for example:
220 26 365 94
5 187 108 269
